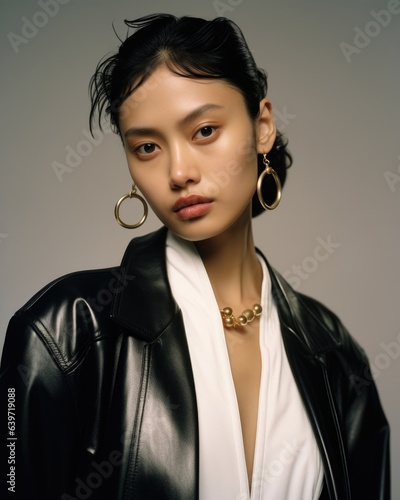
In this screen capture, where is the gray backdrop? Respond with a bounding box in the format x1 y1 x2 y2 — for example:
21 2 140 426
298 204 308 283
1 0 399 494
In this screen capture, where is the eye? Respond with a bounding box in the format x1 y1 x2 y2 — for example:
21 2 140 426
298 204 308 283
134 143 157 155
193 126 217 140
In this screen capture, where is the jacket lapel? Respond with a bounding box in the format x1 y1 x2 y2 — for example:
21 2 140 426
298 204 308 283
265 257 351 499
111 226 178 341
110 227 199 499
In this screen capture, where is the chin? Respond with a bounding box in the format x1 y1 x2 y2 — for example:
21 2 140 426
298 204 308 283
171 228 219 243
167 218 241 243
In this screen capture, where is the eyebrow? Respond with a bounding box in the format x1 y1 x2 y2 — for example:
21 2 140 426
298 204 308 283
124 103 224 139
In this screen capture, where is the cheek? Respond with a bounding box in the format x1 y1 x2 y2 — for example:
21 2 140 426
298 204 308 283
204 147 257 201
237 155 259 203
229 129 258 180
125 154 135 179
221 129 258 172
231 147 258 184
126 159 150 192
131 178 155 203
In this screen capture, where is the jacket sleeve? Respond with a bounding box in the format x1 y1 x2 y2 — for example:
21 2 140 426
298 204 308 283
339 326 390 500
0 313 81 500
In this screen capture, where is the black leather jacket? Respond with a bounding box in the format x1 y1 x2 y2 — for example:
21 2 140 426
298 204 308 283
0 228 390 499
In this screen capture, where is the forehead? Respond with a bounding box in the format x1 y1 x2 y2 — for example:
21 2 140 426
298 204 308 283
119 66 247 129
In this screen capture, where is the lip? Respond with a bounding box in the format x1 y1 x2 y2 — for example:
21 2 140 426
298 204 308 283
172 195 214 220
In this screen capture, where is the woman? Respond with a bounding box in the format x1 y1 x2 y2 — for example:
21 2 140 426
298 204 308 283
0 13 389 500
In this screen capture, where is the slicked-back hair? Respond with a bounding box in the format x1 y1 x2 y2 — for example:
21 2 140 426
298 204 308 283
89 14 292 216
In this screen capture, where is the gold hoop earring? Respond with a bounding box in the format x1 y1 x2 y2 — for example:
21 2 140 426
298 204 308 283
256 154 282 210
114 184 148 229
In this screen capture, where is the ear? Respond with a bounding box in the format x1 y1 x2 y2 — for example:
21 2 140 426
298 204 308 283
255 99 276 154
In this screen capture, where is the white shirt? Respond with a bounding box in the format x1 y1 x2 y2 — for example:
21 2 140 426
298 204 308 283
166 231 323 500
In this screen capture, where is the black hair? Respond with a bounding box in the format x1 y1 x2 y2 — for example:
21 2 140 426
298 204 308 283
89 13 292 217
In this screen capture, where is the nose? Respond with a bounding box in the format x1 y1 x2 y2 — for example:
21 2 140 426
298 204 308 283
168 143 201 189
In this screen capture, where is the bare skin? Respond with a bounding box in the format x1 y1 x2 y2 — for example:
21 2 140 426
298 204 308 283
225 321 262 485
195 204 263 485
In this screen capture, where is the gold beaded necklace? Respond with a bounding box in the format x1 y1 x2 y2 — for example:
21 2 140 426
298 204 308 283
219 303 262 328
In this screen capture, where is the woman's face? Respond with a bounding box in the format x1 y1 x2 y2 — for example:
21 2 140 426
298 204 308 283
119 66 275 241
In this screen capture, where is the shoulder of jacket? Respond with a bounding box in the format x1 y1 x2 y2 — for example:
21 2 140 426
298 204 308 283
17 267 118 314
11 267 123 368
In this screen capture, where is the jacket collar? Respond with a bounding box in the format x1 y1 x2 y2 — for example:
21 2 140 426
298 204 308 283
111 226 179 342
112 226 341 356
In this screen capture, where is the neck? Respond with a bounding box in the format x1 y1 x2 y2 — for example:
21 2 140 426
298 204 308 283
194 208 262 310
